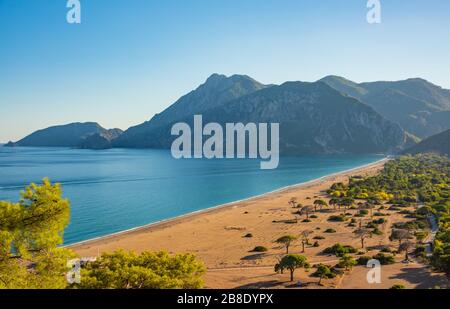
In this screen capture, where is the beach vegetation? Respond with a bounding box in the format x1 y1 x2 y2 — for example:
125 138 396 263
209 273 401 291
74 250 206 289
275 235 297 254
275 254 309 282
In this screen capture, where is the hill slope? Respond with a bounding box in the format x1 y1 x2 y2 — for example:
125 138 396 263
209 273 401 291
116 79 411 154
321 76 450 138
114 74 268 147
404 129 450 156
7 122 122 148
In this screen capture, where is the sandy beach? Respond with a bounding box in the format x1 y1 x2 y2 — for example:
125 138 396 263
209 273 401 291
70 159 448 289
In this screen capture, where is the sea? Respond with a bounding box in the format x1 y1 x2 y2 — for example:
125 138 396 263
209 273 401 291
0 146 384 244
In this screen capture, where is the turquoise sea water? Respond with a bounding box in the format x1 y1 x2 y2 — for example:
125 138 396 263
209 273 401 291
0 147 384 245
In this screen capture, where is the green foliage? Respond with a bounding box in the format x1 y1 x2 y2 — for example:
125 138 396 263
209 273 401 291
338 254 357 270
372 253 395 265
275 235 297 254
75 250 205 289
252 246 268 252
312 264 336 284
357 256 372 265
275 254 309 282
324 228 336 233
328 215 348 222
323 243 357 257
0 178 75 288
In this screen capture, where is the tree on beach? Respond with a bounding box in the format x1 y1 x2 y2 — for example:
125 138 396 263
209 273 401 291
341 197 355 212
313 264 334 286
300 230 313 253
338 254 357 271
390 229 413 246
276 254 309 282
275 235 298 254
289 197 299 208
354 228 372 249
398 241 414 262
300 205 315 220
313 199 328 212
0 178 75 288
329 198 339 211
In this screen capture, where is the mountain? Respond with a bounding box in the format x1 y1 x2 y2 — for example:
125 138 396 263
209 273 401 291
404 129 450 156
113 74 268 147
115 77 411 154
78 128 123 150
7 122 122 148
321 76 450 138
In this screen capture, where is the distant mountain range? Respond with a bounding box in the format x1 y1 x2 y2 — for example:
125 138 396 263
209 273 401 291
5 74 450 155
5 122 123 149
403 129 450 157
320 76 450 139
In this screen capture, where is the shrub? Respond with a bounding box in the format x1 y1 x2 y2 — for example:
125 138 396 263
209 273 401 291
324 228 336 233
372 253 395 265
328 215 347 222
380 247 392 253
313 241 320 247
252 246 268 252
372 228 383 235
312 264 336 279
302 219 312 223
323 243 357 257
244 233 253 238
372 218 386 225
313 236 325 240
390 284 406 289
357 256 372 265
310 215 318 219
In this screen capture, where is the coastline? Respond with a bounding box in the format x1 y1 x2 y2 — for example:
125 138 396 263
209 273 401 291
69 157 388 250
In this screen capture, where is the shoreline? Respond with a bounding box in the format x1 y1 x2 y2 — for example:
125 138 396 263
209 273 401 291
68 156 389 249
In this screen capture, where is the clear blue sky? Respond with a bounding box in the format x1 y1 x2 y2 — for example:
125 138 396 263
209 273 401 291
1 0 449 142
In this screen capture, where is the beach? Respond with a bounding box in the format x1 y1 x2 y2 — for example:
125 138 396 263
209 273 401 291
70 158 448 289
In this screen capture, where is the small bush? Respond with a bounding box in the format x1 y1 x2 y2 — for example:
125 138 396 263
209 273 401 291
390 284 406 289
328 215 347 222
372 218 386 225
310 215 318 219
356 256 372 266
244 233 253 238
313 241 320 247
323 243 357 257
311 264 336 279
372 228 383 235
380 247 391 253
324 228 336 233
252 246 268 252
372 253 395 265
302 219 312 223
374 212 387 217
314 236 325 240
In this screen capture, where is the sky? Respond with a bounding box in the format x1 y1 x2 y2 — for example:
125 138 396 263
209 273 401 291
1 0 449 142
